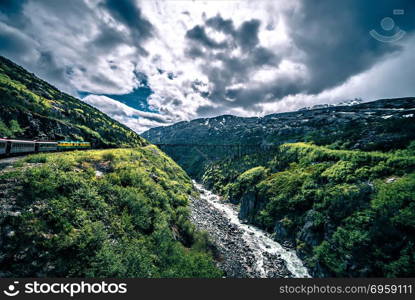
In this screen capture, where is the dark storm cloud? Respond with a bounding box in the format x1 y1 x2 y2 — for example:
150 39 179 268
37 51 68 84
0 0 91 89
0 0 27 20
103 0 154 55
235 19 260 51
185 15 282 109
92 25 128 51
0 0 157 93
0 0 27 23
251 47 277 65
187 16 261 51
184 0 415 113
205 15 235 34
104 0 153 38
0 23 33 57
185 46 206 59
286 0 415 94
186 25 228 49
0 0 31 45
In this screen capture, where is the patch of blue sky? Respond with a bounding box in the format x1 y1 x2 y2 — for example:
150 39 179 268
79 85 158 113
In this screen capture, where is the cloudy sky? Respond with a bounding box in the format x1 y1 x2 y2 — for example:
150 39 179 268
1 0 414 133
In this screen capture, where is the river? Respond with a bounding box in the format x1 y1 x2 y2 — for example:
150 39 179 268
190 182 310 278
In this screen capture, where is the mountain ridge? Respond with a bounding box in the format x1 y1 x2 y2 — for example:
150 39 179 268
142 97 415 178
144 97 415 144
143 97 414 147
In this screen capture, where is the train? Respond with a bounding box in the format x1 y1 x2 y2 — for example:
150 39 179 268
0 138 91 156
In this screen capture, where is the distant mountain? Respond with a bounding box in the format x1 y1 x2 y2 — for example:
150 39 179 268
0 56 145 147
143 97 415 177
298 97 363 111
143 97 414 147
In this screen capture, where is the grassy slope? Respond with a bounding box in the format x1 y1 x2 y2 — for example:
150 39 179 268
202 142 415 277
0 146 221 278
0 55 144 147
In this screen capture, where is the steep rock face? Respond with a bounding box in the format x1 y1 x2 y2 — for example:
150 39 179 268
143 97 415 176
273 221 291 243
238 191 256 222
0 56 146 147
296 210 324 248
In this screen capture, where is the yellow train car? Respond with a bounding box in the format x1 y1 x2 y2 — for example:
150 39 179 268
57 141 91 150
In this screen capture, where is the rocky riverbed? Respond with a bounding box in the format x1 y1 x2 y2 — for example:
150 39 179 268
190 182 310 278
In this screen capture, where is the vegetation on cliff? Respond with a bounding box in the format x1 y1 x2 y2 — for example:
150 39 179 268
0 56 144 147
202 142 415 277
0 146 221 277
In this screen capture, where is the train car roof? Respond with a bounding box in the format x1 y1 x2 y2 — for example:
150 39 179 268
58 141 90 143
4 139 36 143
0 139 88 143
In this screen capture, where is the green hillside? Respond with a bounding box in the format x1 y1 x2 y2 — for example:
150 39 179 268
0 147 221 277
0 55 144 147
202 142 415 277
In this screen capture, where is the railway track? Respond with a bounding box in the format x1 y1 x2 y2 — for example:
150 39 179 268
0 156 24 171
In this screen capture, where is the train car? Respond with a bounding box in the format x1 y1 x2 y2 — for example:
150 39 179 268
0 139 91 156
36 141 58 152
9 139 36 154
0 138 7 155
57 141 91 151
